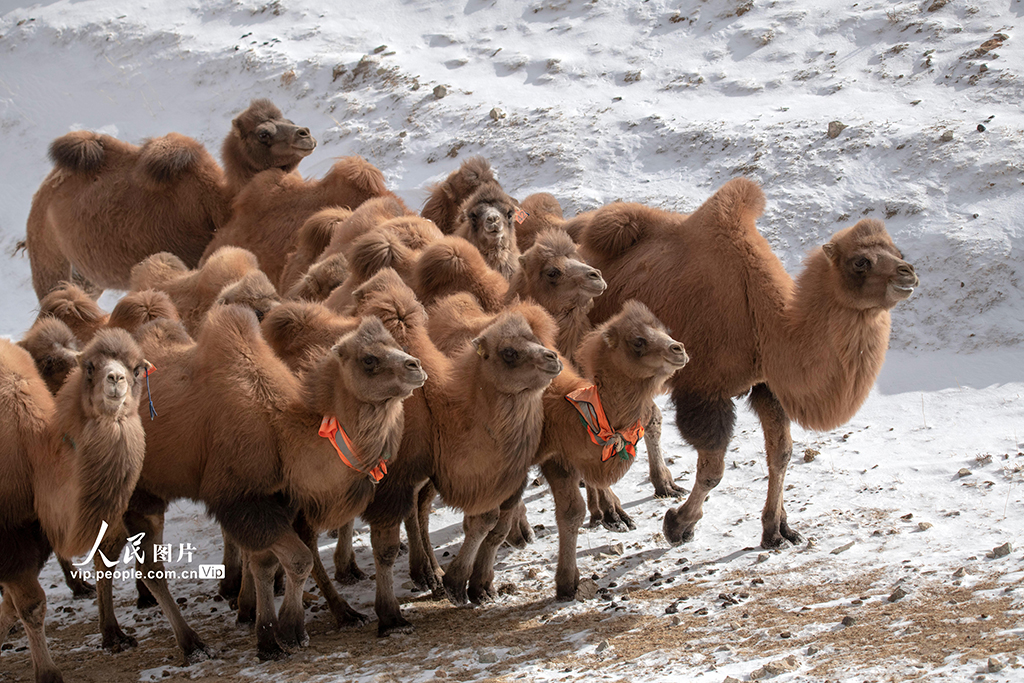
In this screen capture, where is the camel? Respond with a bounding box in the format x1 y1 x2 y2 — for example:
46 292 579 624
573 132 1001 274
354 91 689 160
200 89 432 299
36 284 108 342
0 330 150 683
24 99 314 298
199 155 397 285
514 192 565 252
16 318 81 396
466 301 689 602
277 207 354 294
129 246 279 335
107 290 181 336
91 308 424 661
453 181 521 280
322 195 414 262
347 269 562 633
284 252 350 303
571 178 919 548
261 301 360 373
420 156 497 233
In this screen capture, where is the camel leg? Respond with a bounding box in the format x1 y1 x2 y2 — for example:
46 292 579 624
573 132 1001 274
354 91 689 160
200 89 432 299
541 460 587 601
95 534 136 653
331 521 366 585
128 510 210 665
468 491 523 604
663 392 735 546
293 515 368 629
56 556 95 599
442 508 500 605
0 590 17 644
749 383 801 547
370 521 413 637
502 499 535 549
267 532 313 651
247 548 286 660
219 531 243 599
646 404 687 497
407 481 443 594
236 553 257 624
586 484 636 532
5 575 63 683
25 209 73 301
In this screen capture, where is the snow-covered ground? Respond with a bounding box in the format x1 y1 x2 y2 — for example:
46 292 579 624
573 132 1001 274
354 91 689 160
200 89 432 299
1 0 1021 681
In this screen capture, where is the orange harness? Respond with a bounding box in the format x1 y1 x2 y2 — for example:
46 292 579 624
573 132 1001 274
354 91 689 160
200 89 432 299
318 415 389 483
565 385 645 462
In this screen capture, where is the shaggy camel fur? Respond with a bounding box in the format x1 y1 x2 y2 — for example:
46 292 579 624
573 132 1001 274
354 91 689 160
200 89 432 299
277 207 353 294
420 156 496 234
17 319 81 396
25 99 314 298
284 253 350 303
36 284 108 342
93 308 424 661
0 331 150 683
129 247 279 335
454 181 521 281
348 270 562 633
260 301 360 373
514 192 565 252
466 301 688 602
106 290 180 336
323 195 413 261
200 156 396 285
572 178 919 548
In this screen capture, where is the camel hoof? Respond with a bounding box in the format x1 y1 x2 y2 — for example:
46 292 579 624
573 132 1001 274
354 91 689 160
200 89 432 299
257 643 289 662
442 577 469 605
182 643 213 666
276 625 309 649
102 631 138 653
218 576 242 600
779 521 802 544
468 584 496 604
236 606 256 625
70 582 97 600
504 523 535 549
662 508 696 546
333 607 370 628
653 481 688 499
409 569 443 593
334 564 367 586
554 588 577 602
377 617 414 637
135 592 158 610
37 670 64 683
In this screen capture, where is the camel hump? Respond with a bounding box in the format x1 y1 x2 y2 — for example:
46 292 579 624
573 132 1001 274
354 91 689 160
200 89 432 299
578 202 662 259
137 133 205 184
695 177 766 234
129 252 189 291
331 156 389 196
414 236 484 289
349 230 410 281
48 131 105 173
197 303 262 352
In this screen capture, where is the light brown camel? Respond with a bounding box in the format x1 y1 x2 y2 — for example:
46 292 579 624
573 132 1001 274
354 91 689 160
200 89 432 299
514 192 565 252
277 207 353 294
0 330 150 683
420 156 497 233
571 178 919 547
199 156 396 285
454 181 521 280
466 301 689 602
24 99 314 298
92 308 423 661
348 270 562 633
36 284 108 342
129 246 278 335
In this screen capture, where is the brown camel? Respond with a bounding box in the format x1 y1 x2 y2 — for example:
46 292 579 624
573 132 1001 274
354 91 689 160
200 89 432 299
199 156 396 285
0 330 150 683
106 290 181 336
466 301 689 602
16 318 81 395
454 181 521 280
420 156 496 233
36 284 108 342
277 207 354 294
129 246 278 335
91 308 424 661
24 99 314 298
260 301 360 373
348 270 562 633
514 192 565 251
323 195 414 261
571 178 919 548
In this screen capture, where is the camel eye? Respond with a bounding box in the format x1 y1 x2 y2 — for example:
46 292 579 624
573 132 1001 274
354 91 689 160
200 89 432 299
362 355 379 372
546 268 561 280
133 366 141 378
500 347 519 365
852 257 871 273
84 361 94 378
257 130 271 142
631 337 647 353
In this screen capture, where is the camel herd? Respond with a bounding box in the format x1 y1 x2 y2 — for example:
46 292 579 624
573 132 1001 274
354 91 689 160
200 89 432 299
1 99 919 682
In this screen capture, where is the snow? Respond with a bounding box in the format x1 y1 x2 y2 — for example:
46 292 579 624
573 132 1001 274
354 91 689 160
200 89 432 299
1 0 1022 681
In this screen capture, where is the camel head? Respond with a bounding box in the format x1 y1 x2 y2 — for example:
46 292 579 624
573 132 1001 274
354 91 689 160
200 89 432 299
352 268 428 346
471 311 563 394
516 230 606 313
820 219 918 311
107 289 180 336
18 317 82 394
78 328 151 417
216 270 281 323
231 98 316 172
585 300 689 383
331 316 426 403
458 181 518 253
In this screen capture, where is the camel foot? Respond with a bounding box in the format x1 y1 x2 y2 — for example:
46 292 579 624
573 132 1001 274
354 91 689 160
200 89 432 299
276 620 309 649
330 603 369 628
590 508 636 533
442 574 469 605
468 581 496 605
652 480 689 499
554 586 577 602
762 521 802 549
333 564 367 586
218 574 242 600
101 628 138 653
236 603 256 625
37 671 64 683
377 615 414 637
70 580 96 600
409 568 443 594
135 593 158 610
182 641 213 666
256 642 289 662
662 508 697 546
504 522 535 549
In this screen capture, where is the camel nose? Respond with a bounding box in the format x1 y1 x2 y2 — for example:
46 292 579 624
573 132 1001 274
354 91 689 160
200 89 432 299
897 264 915 277
670 343 685 356
405 358 422 372
587 269 602 281
296 127 311 138
106 370 128 398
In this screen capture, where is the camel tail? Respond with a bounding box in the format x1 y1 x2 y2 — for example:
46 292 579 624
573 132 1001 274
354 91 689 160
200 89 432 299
138 133 204 184
13 239 27 257
48 131 105 173
578 203 659 259
332 156 390 197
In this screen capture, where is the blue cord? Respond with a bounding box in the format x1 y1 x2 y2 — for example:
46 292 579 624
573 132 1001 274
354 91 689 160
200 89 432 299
146 371 158 420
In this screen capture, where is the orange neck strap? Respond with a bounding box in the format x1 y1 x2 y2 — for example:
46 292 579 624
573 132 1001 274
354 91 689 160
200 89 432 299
565 385 645 462
318 415 389 483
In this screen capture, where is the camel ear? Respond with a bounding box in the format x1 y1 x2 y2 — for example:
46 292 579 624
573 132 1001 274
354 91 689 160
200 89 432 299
822 242 839 263
601 327 619 349
471 336 489 359
518 254 527 269
331 343 348 360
